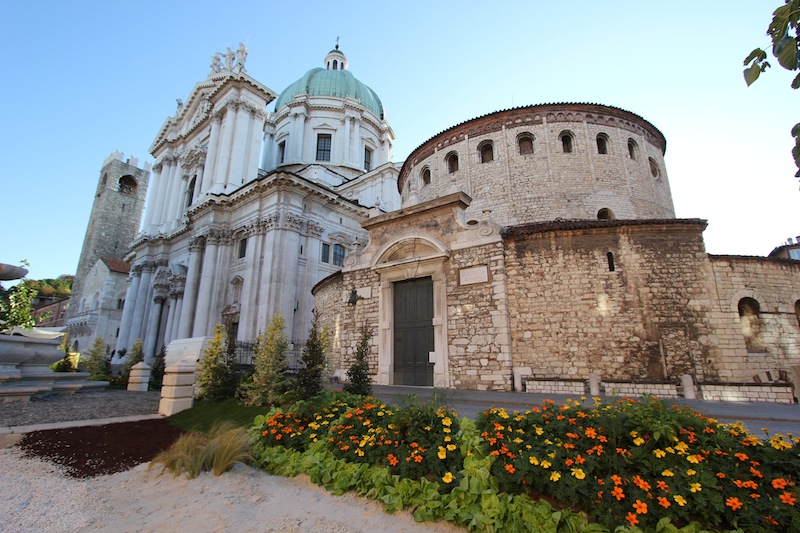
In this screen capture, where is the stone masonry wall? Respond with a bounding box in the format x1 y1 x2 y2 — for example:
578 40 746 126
706 256 800 384
504 221 718 383
445 241 513 391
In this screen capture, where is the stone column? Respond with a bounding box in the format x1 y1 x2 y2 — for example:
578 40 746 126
143 270 169 363
161 156 183 225
343 116 352 166
128 262 155 351
227 103 248 187
239 226 263 337
177 237 204 339
246 108 265 181
192 233 221 337
115 266 141 353
200 114 222 195
141 162 163 231
212 105 236 193
154 158 174 228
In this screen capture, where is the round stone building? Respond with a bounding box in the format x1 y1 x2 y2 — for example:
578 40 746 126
315 104 800 401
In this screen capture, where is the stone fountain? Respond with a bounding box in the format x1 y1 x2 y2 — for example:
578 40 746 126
1 263 106 401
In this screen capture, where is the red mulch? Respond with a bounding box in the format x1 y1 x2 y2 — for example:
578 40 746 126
17 418 184 478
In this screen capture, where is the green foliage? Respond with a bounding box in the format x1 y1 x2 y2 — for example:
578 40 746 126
0 282 37 330
343 324 373 396
238 314 290 407
20 275 73 298
167 398 268 433
120 339 144 381
149 345 166 390
743 0 800 178
295 312 330 401
195 324 239 401
151 421 252 479
83 336 110 378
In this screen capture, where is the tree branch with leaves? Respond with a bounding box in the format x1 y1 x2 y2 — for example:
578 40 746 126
744 0 800 182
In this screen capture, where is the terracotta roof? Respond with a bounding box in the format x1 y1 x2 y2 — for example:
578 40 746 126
501 218 707 238
101 258 131 274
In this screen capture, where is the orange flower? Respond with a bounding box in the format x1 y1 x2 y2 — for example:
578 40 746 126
387 454 398 466
611 474 622 486
780 492 797 506
413 455 423 463
633 500 648 515
726 497 743 511
657 496 671 508
611 486 625 501
734 452 749 461
585 427 597 439
772 478 790 489
625 512 639 526
656 480 669 491
764 516 779 526
750 466 763 478
715 472 726 479
505 464 516 474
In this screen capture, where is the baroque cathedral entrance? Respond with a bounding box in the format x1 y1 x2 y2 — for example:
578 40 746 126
393 277 434 386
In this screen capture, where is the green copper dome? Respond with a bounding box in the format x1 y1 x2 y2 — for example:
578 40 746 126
274 56 384 119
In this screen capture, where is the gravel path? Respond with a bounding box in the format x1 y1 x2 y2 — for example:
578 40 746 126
0 390 160 428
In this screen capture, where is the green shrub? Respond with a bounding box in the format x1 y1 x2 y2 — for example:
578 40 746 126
295 312 329 401
195 324 239 401
83 336 110 378
149 345 166 390
238 314 289 407
343 325 372 397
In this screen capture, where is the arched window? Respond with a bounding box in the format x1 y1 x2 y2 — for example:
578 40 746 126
627 139 638 160
597 208 616 220
479 141 494 163
333 59 338 70
796 300 800 328
607 252 615 272
185 176 196 208
517 133 534 155
278 140 286 164
118 175 137 194
649 158 660 179
738 297 765 352
559 131 574 153
421 167 431 186
446 152 459 173
596 134 609 154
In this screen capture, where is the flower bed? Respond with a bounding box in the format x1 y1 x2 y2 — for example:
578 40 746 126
252 392 800 532
476 397 800 531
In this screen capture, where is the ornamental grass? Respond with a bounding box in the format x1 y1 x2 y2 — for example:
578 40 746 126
476 397 800 532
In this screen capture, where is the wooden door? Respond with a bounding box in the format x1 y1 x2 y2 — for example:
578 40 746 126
393 277 434 386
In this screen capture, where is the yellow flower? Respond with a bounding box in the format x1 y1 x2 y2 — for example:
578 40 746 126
424 426 432 431
686 469 696 476
541 460 552 469
535 426 544 436
633 437 645 446
665 447 675 454
630 431 639 438
442 472 454 484
444 435 451 442
443 427 451 433
438 446 447 460
675 441 689 454
673 495 687 507
513 437 523 444
446 444 457 451
661 470 674 477
442 417 453 426
529 456 539 465
690 483 702 493
550 472 561 482
571 468 586 480
497 410 509 420
686 455 700 464
654 449 666 458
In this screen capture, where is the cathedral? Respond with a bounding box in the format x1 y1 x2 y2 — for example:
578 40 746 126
111 45 800 401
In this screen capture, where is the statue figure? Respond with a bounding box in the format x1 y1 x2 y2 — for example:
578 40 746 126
209 52 222 73
224 47 235 71
235 42 248 73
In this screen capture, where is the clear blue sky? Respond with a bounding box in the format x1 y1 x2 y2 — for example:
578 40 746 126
1 1 797 282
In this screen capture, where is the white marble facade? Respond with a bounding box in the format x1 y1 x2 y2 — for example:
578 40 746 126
116 46 400 363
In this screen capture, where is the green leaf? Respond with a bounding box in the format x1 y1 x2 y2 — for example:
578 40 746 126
774 35 798 70
744 63 762 86
743 48 767 66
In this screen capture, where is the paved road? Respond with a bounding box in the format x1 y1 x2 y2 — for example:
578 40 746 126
371 385 800 439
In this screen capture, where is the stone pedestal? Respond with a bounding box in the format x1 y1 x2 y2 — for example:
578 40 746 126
157 336 209 416
159 363 198 415
127 362 152 392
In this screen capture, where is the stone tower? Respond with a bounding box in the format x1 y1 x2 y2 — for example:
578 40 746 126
68 151 150 317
